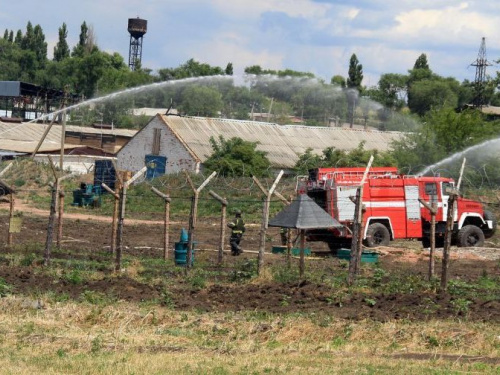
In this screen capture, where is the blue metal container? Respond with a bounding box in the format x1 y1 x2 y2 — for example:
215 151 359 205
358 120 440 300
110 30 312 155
174 242 195 266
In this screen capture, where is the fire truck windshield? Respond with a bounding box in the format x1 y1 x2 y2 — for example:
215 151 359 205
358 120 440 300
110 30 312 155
442 181 454 195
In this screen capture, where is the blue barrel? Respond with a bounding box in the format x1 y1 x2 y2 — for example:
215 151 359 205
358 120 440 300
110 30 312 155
180 228 188 243
174 242 195 266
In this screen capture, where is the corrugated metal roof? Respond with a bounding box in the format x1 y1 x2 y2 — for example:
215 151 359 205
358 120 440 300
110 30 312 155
63 125 137 137
0 121 60 142
0 140 80 153
0 121 79 153
160 115 403 168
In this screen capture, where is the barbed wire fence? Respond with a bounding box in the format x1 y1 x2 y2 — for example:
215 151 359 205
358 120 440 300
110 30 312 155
1 157 500 278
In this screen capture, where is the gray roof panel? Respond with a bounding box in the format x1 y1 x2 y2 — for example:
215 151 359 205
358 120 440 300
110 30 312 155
268 194 343 229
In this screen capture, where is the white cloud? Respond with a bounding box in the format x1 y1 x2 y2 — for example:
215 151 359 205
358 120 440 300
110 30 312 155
391 3 499 44
189 37 285 75
210 0 331 19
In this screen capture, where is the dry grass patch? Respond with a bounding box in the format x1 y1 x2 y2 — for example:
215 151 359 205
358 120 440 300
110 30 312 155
0 296 499 373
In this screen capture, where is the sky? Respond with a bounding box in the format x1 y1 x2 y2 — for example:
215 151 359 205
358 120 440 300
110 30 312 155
2 0 500 86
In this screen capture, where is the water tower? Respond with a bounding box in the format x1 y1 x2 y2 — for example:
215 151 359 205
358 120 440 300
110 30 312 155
128 17 147 71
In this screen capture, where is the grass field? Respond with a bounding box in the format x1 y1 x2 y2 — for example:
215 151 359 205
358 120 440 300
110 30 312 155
1 295 500 375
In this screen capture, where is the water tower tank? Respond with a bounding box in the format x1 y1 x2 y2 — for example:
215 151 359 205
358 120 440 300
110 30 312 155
127 17 148 71
128 18 147 39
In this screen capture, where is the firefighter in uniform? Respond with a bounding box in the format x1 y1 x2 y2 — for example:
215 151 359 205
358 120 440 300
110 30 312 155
228 209 245 255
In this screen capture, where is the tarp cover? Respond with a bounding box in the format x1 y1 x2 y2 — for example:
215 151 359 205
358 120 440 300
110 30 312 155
268 194 343 229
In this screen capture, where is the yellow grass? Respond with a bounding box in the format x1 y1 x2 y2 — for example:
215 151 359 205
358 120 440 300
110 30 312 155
0 296 499 374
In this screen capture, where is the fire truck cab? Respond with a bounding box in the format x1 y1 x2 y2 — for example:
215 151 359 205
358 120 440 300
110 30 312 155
301 167 496 250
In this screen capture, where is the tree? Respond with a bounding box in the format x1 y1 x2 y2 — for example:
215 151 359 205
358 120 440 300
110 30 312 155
21 22 34 51
413 53 430 70
158 58 224 80
54 23 70 62
225 62 233 75
244 65 265 75
346 54 363 128
294 142 396 174
3 29 8 40
331 75 346 88
72 21 90 57
374 73 407 110
408 78 459 116
178 85 223 116
14 30 22 46
203 136 271 177
32 24 47 68
347 54 363 90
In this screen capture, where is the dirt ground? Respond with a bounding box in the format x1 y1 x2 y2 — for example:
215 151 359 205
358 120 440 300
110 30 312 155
1 202 500 322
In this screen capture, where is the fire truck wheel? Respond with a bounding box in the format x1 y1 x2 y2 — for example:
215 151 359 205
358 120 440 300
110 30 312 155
483 210 497 238
457 225 485 247
364 223 390 247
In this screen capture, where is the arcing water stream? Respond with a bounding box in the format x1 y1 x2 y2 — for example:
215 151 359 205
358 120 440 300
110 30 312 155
32 75 233 122
417 137 500 176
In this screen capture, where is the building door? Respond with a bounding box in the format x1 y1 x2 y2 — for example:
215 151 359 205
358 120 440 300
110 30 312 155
145 155 167 179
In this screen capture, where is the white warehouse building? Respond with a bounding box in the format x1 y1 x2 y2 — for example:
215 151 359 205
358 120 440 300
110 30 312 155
116 114 403 177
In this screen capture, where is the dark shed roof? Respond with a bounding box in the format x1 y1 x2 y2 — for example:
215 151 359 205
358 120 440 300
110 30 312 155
268 194 342 229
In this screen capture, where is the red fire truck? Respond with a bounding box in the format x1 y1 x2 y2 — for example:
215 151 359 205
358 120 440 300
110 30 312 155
300 167 496 250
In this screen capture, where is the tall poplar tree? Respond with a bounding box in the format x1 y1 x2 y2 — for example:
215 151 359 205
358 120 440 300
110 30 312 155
54 23 70 61
346 53 363 127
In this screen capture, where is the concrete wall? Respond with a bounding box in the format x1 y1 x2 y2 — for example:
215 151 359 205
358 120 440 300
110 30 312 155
117 116 199 174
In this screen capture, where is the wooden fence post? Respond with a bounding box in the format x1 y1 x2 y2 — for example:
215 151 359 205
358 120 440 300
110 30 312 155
7 193 14 247
209 190 228 265
114 167 147 272
441 159 465 291
441 192 457 291
184 171 217 270
348 156 373 286
152 187 171 261
44 182 57 266
419 198 437 280
348 189 362 286
56 190 65 249
253 171 284 275
299 230 306 278
102 182 120 254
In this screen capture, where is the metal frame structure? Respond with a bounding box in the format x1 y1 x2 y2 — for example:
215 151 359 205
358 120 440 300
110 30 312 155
0 81 78 122
471 37 492 108
128 18 148 71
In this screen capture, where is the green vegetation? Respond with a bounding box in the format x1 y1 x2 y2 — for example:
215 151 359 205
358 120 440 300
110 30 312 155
294 141 397 174
203 136 271 177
